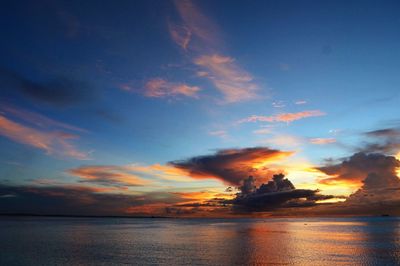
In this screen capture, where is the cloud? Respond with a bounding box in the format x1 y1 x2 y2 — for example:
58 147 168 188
253 128 272 135
144 78 200 98
261 135 303 148
169 0 260 103
193 54 258 103
317 152 400 186
0 67 94 106
168 22 192 50
310 138 336 145
171 0 220 51
170 147 293 185
344 171 400 209
0 104 86 133
68 165 151 188
208 130 229 139
0 108 89 160
0 183 186 216
238 110 326 124
295 100 307 105
230 174 338 212
315 152 400 215
272 100 285 108
361 127 400 154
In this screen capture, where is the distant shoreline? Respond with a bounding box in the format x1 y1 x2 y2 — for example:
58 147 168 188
0 213 168 219
0 213 398 219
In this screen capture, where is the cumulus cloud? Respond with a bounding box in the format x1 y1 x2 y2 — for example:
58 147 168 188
0 106 89 160
318 152 400 185
238 110 325 124
344 171 400 208
230 174 337 212
316 154 400 216
144 78 200 98
170 147 293 185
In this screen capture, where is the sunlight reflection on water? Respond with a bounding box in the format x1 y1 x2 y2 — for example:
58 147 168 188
0 217 399 265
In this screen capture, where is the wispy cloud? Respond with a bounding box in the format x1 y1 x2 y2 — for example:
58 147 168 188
168 23 192 50
310 138 336 145
260 135 304 148
1 104 86 133
194 55 258 103
169 0 260 103
69 165 150 188
295 100 307 105
144 78 200 98
272 100 285 108
0 108 89 160
253 128 272 135
238 110 326 124
208 130 229 139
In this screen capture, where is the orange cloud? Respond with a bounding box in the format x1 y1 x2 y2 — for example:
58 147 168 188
0 114 89 160
317 152 400 186
68 165 151 188
170 147 293 185
124 163 194 182
144 78 200 98
194 54 258 103
238 110 326 124
310 138 336 145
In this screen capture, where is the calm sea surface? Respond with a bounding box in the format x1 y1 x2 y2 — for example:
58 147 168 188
0 216 399 265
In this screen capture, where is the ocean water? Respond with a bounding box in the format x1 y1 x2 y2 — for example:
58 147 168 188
0 217 399 265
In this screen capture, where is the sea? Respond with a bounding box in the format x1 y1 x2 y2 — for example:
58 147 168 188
0 216 399 265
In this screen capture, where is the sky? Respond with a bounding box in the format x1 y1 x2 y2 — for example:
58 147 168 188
0 0 400 217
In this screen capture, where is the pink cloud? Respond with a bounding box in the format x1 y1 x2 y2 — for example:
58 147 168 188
0 107 89 160
169 0 261 104
310 138 336 145
194 54 258 103
168 22 192 50
145 78 200 98
238 110 326 124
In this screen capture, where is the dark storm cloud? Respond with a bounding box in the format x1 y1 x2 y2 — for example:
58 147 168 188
230 174 338 212
0 67 94 106
318 152 400 184
0 184 183 216
169 147 292 185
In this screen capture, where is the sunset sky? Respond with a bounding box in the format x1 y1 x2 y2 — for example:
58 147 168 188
1 0 400 217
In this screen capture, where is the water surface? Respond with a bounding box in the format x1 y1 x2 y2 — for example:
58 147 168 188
1 217 399 265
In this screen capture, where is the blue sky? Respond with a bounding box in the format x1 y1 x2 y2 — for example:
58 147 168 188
0 0 399 216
